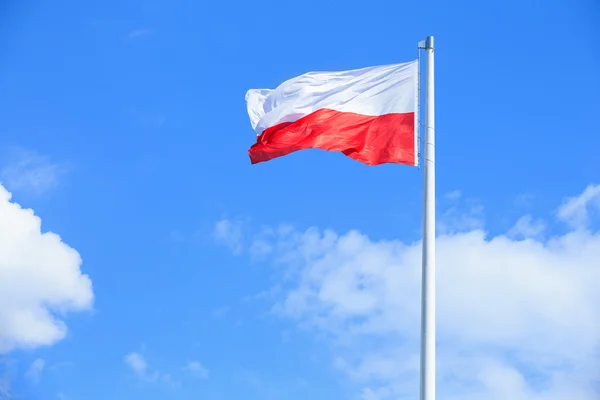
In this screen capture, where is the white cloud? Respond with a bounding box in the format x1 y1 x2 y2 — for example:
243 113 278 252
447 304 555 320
556 183 600 229
125 353 148 377
25 358 45 384
0 184 93 353
184 361 209 379
124 352 176 386
224 185 600 400
0 148 66 195
214 218 245 254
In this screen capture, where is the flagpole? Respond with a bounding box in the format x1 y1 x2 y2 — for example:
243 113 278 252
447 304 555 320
420 35 436 400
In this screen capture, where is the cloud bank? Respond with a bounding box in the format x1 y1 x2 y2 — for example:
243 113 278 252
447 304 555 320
217 184 600 400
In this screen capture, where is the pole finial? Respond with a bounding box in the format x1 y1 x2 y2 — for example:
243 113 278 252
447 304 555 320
425 36 434 50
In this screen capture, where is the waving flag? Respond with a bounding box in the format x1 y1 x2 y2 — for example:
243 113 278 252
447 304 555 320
245 60 419 166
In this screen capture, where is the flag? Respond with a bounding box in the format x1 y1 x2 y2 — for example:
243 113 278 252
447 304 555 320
245 60 419 166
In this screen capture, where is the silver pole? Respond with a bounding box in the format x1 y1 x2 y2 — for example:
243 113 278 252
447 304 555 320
419 35 436 400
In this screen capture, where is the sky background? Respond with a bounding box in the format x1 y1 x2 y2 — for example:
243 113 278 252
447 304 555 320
0 0 599 399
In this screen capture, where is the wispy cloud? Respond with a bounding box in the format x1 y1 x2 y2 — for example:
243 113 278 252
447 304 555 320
0 358 15 400
126 28 152 40
507 214 546 239
444 189 462 200
437 197 485 234
213 218 245 254
183 361 209 379
124 353 147 376
25 358 45 384
0 148 66 195
0 379 9 400
556 183 600 229
124 352 176 386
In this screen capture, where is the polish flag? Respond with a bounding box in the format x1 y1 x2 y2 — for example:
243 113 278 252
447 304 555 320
245 60 419 166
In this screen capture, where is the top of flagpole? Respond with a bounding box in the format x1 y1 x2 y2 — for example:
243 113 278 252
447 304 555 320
426 36 434 49
419 36 434 50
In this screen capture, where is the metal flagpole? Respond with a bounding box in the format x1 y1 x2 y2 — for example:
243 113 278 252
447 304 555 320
419 35 436 400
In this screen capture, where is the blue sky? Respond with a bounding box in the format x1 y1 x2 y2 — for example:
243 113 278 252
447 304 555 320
0 1 599 399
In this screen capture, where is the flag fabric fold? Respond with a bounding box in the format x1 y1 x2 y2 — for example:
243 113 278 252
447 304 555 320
245 60 419 166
